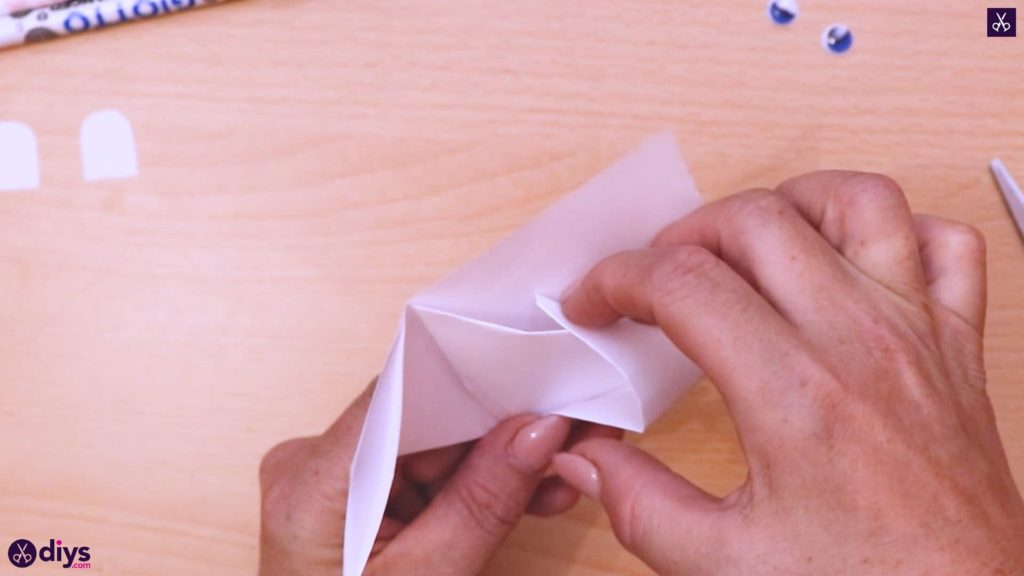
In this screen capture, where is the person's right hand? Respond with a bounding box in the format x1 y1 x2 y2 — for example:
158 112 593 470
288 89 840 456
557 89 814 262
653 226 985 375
554 172 1024 575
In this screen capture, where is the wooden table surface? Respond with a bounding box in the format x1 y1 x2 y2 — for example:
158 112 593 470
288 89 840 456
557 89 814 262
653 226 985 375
1 1 1022 574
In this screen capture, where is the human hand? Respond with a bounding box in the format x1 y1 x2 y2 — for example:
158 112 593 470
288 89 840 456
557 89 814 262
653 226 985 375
259 381 619 576
555 172 1024 575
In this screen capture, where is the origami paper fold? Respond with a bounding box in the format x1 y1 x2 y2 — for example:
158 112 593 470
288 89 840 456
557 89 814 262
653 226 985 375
343 133 705 575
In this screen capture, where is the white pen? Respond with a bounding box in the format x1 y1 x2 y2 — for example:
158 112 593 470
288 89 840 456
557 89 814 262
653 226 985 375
0 0 228 50
991 159 1024 241
0 0 63 17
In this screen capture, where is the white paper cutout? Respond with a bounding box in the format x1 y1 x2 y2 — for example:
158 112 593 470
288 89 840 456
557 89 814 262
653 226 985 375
80 109 139 182
0 121 40 192
343 133 707 575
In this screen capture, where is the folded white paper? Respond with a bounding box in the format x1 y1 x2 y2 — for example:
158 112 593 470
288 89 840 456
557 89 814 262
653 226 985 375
343 133 705 575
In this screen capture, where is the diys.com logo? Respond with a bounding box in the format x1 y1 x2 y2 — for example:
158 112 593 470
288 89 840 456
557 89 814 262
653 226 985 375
7 539 91 570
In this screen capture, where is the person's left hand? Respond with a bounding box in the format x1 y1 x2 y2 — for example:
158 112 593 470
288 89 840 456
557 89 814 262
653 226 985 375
259 380 620 576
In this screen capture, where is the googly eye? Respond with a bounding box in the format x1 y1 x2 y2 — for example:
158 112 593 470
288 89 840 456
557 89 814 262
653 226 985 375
822 23 854 54
767 0 799 25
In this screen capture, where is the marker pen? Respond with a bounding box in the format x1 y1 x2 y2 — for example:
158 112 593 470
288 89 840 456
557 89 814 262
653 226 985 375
0 0 227 49
1 0 63 17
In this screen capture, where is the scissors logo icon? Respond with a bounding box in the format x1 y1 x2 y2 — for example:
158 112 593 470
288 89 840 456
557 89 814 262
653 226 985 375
988 7 1016 36
993 12 1011 32
12 544 32 564
7 539 37 568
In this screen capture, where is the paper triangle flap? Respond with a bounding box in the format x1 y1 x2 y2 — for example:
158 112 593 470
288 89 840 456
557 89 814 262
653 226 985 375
412 304 627 420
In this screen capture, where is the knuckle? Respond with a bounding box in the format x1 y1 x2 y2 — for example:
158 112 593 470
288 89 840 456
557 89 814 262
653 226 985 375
258 436 301 485
259 437 310 494
451 473 521 536
944 222 987 259
647 246 720 301
593 250 637 288
839 173 908 212
259 467 295 530
607 475 656 552
258 438 322 537
258 436 354 544
851 308 926 370
730 188 791 227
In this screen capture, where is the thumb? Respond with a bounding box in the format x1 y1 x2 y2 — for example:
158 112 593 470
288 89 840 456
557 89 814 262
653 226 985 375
377 414 571 575
553 438 723 575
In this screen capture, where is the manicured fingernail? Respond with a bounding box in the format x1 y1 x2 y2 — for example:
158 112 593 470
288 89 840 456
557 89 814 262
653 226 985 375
510 415 570 473
552 453 601 500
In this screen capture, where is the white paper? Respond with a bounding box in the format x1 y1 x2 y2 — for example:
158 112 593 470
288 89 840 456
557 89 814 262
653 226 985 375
81 109 139 182
344 133 705 575
0 121 40 192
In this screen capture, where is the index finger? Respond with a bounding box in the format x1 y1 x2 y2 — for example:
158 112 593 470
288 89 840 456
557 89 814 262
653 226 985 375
562 246 832 444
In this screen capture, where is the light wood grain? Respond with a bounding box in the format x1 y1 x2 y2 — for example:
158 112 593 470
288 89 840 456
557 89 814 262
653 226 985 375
0 1 1021 574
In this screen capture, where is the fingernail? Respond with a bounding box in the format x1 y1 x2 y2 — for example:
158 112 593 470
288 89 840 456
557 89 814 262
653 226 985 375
552 453 601 500
560 276 583 300
510 415 570 473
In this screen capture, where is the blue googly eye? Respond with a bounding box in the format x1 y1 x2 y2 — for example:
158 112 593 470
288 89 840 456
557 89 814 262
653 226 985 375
822 24 854 54
767 0 799 25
